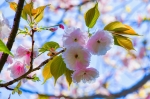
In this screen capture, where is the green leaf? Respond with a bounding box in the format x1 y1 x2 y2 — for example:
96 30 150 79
84 3 100 28
50 56 66 84
104 21 129 32
32 5 50 23
9 2 17 11
18 90 22 95
39 41 60 53
16 81 21 88
114 34 134 50
65 68 73 87
42 60 52 84
0 40 13 56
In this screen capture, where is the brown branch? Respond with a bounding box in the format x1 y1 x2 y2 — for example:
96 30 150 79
0 0 25 73
30 29 35 70
0 49 65 87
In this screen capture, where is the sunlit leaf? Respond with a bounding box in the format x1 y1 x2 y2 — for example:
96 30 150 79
38 94 49 99
18 90 22 95
23 2 33 20
114 34 134 50
42 60 52 84
0 40 13 56
32 5 50 23
84 3 100 28
65 68 73 87
104 21 129 32
50 56 66 84
9 2 17 11
39 41 60 53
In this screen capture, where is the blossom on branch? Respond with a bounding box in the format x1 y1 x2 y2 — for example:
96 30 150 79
63 27 88 47
0 11 11 39
72 67 99 83
62 44 91 70
86 30 113 55
8 61 26 79
16 45 38 66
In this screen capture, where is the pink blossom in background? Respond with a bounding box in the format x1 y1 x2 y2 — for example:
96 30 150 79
63 27 88 47
72 67 99 83
0 53 13 64
8 61 26 79
62 44 91 70
0 11 11 39
16 45 39 65
86 30 113 55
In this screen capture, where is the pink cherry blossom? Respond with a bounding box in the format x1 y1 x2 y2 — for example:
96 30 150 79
0 52 13 64
49 27 58 32
62 44 91 70
8 61 26 79
16 45 39 65
72 67 99 83
86 30 113 55
0 11 11 39
63 27 88 47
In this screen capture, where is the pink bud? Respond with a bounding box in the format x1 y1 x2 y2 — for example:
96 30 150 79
49 27 58 32
59 24 64 29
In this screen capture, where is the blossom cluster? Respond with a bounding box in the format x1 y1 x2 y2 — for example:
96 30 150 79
62 27 113 83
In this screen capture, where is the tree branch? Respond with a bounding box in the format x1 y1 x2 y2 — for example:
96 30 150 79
0 0 25 73
18 73 150 99
0 49 65 87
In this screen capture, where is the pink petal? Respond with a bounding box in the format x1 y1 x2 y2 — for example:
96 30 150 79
16 46 29 58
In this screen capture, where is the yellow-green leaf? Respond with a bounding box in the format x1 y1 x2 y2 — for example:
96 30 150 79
9 2 17 11
0 40 13 56
65 68 73 87
115 25 139 36
84 3 100 28
114 35 134 50
42 60 52 84
23 2 33 17
104 21 129 32
50 56 66 84
32 5 50 23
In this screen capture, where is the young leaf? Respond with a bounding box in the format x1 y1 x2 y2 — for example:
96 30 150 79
0 40 13 56
84 3 100 28
32 5 50 23
9 2 17 11
65 68 73 87
42 60 52 84
39 41 60 53
104 21 129 32
114 35 134 50
50 56 66 84
23 2 33 18
18 90 22 95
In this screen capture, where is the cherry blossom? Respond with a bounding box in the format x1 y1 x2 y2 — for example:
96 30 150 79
0 52 13 64
63 27 88 47
86 30 113 55
0 11 11 39
8 61 26 79
62 44 91 70
72 67 99 83
16 45 39 65
59 24 64 29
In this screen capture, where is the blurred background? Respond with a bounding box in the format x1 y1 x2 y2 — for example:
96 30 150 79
1 0 150 99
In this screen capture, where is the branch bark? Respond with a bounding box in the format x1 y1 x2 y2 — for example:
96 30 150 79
0 0 25 73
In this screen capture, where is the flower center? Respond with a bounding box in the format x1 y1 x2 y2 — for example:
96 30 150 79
84 72 86 75
75 54 78 58
74 38 77 42
97 40 100 43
